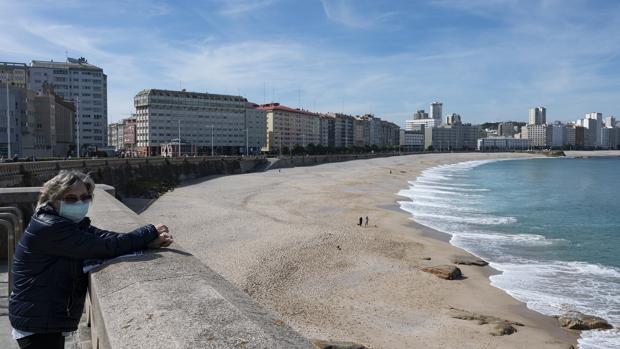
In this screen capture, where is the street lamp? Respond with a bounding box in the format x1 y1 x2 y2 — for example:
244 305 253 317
245 128 249 156
3 78 9 159
210 124 214 156
177 119 181 157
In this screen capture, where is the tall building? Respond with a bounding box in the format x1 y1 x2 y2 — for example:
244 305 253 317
430 102 443 123
585 112 603 123
29 58 108 152
446 113 461 125
528 107 546 125
605 116 616 128
413 109 428 120
134 89 266 156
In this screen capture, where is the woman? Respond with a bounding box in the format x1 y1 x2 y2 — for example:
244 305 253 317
9 170 173 349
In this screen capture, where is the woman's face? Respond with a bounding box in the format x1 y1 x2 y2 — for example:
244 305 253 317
51 182 90 211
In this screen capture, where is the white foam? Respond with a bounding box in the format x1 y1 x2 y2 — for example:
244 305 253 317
413 212 516 225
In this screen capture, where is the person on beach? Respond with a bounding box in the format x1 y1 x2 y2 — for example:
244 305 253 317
365 216 369 227
9 170 173 349
358 217 363 226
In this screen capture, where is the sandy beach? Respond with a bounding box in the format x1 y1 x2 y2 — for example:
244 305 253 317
140 152 579 348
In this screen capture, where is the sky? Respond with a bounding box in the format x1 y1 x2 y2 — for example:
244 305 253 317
1 0 619 126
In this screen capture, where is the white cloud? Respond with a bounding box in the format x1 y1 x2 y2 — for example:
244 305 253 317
320 0 399 29
216 0 278 16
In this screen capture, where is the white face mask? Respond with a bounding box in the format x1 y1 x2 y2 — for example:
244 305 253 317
58 200 90 223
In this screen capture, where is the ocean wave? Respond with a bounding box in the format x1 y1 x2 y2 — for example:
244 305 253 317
398 200 481 212
489 260 620 345
411 183 490 192
403 187 485 197
452 231 568 247
413 212 517 225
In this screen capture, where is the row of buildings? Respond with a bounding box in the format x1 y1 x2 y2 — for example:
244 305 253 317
400 102 483 151
477 107 620 151
1 58 107 157
111 89 401 156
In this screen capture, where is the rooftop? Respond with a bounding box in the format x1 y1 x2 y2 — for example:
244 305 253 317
31 57 103 71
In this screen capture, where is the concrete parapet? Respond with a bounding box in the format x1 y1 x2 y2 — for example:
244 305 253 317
87 189 315 349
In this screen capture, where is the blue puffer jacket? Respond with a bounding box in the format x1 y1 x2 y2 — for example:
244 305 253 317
9 204 159 333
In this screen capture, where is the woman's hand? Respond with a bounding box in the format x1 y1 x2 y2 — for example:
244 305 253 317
148 224 174 248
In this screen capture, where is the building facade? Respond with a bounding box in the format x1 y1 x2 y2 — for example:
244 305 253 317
424 124 481 151
0 85 35 157
497 122 516 137
29 58 107 153
32 87 75 157
523 124 552 148
259 103 320 153
134 89 266 156
400 129 425 151
430 102 443 123
446 113 461 125
477 137 529 151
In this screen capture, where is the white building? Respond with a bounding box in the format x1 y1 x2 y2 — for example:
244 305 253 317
477 137 529 151
29 58 107 153
405 118 440 130
258 103 321 153
528 107 546 125
134 89 266 156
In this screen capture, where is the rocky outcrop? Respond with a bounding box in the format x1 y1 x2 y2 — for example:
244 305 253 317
556 311 613 331
451 255 488 266
312 340 368 349
448 307 524 336
421 265 462 280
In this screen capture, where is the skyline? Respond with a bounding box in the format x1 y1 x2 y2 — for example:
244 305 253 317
1 0 619 126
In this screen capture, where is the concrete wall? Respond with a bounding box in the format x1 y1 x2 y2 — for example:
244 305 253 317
266 152 408 170
0 157 266 192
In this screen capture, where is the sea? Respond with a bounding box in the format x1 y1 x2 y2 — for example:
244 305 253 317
397 156 620 349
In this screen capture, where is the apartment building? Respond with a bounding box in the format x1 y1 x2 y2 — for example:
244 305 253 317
134 89 266 156
258 103 321 153
29 58 107 152
424 124 481 151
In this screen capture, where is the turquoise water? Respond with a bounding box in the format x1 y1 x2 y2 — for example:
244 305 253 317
398 157 620 349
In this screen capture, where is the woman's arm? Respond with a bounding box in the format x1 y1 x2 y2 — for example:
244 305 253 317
27 219 162 259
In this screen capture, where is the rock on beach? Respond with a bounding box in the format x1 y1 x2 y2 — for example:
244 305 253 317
421 265 462 280
556 311 613 331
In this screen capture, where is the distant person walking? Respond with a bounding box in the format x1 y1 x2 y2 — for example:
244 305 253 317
365 216 369 227
358 217 363 226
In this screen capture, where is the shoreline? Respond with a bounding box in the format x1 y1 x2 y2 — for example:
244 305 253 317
141 152 580 348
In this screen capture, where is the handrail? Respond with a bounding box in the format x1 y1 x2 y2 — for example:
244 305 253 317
0 207 23 294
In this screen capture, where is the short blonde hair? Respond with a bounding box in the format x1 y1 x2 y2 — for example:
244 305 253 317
37 170 95 209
